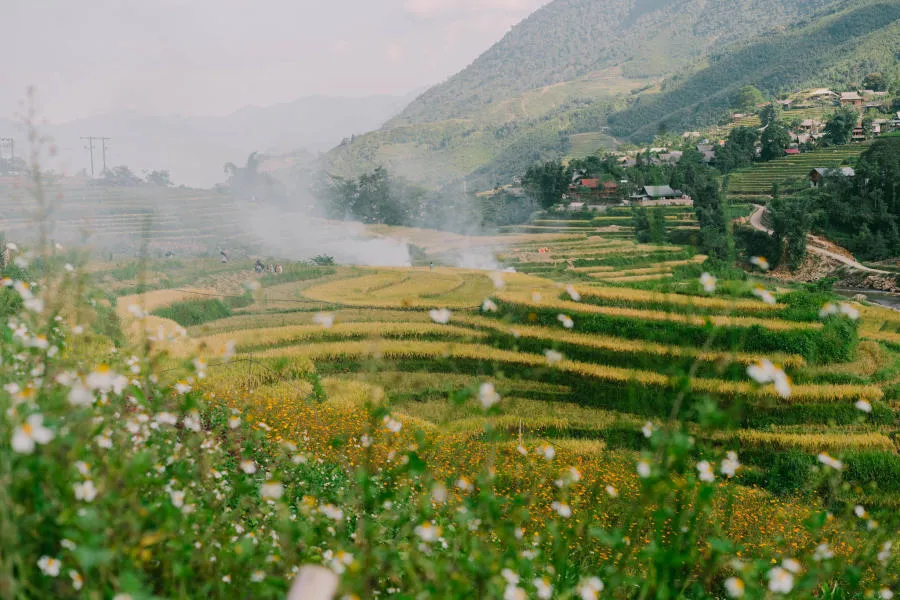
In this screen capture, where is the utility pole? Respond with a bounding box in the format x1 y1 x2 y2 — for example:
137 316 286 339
99 137 111 174
81 137 96 177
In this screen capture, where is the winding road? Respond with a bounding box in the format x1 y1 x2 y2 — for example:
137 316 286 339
747 204 890 275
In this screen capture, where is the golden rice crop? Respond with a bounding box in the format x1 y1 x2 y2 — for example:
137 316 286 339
116 287 218 317
571 255 706 273
195 322 487 352
252 340 880 402
600 273 674 283
493 292 815 332
721 430 897 453
575 286 785 313
302 269 495 309
452 315 806 369
589 267 674 278
189 308 436 336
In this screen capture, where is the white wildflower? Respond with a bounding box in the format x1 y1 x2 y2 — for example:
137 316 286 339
429 308 451 324
565 284 581 302
260 481 284 500
544 349 563 365
383 416 402 433
557 314 574 329
637 460 651 478
314 312 335 328
37 556 61 577
478 382 500 410
534 577 552 599
752 286 777 305
414 522 441 542
240 460 257 474
641 421 654 438
578 577 604 600
174 381 192 395
840 303 860 320
813 543 834 561
169 490 186 508
551 501 572 518
482 298 498 312
818 452 844 471
182 411 202 431
700 272 717 293
11 414 54 454
855 399 872 413
67 382 94 407
251 570 266 583
73 480 98 502
605 485 618 498
536 444 555 461
782 558 802 574
767 567 793 594
696 460 715 482
725 577 745 598
750 256 770 271
721 451 741 478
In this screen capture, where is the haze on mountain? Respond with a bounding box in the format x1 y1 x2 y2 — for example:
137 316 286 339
323 0 900 191
1 0 550 187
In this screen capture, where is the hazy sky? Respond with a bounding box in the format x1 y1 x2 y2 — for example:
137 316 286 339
3 0 549 123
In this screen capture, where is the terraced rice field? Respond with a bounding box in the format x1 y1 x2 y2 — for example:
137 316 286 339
727 144 869 199
118 230 900 521
0 177 256 257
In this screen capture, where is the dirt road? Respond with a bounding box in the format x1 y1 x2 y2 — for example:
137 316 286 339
747 205 890 275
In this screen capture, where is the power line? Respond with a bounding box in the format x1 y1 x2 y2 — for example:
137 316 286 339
80 137 112 176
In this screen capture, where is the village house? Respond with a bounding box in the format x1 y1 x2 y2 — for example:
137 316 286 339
630 185 692 207
840 92 863 107
650 151 683 166
809 167 855 187
569 177 619 203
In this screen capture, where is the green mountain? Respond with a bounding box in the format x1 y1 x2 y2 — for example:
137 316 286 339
321 0 898 191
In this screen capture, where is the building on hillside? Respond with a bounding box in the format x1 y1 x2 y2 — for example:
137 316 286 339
807 88 838 100
798 119 824 134
650 151 683 166
840 92 863 107
630 185 692 206
784 148 801 155
569 177 619 203
852 121 867 142
892 113 900 129
809 167 855 187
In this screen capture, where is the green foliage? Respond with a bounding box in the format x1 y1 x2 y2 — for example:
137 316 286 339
737 85 766 112
823 108 859 146
862 72 889 92
716 127 759 173
607 3 900 140
734 225 782 268
812 134 900 260
770 193 822 270
522 160 572 210
760 122 792 162
152 298 238 327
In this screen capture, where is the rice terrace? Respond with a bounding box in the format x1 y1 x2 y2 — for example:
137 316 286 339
4 0 900 598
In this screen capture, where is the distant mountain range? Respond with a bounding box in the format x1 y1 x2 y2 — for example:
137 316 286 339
321 0 900 191
0 94 415 187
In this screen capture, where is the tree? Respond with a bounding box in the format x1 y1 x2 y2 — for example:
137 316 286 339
223 152 284 204
862 73 888 92
823 108 858 146
769 194 820 270
145 170 172 187
633 207 652 243
861 115 875 140
759 122 791 162
715 126 758 173
736 85 765 112
522 160 572 210
757 103 782 128
103 165 142 186
693 179 730 261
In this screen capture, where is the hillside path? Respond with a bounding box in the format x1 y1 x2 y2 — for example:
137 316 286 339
747 205 891 275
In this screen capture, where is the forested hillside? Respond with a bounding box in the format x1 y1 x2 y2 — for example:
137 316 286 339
392 0 844 126
608 2 900 140
321 0 898 191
